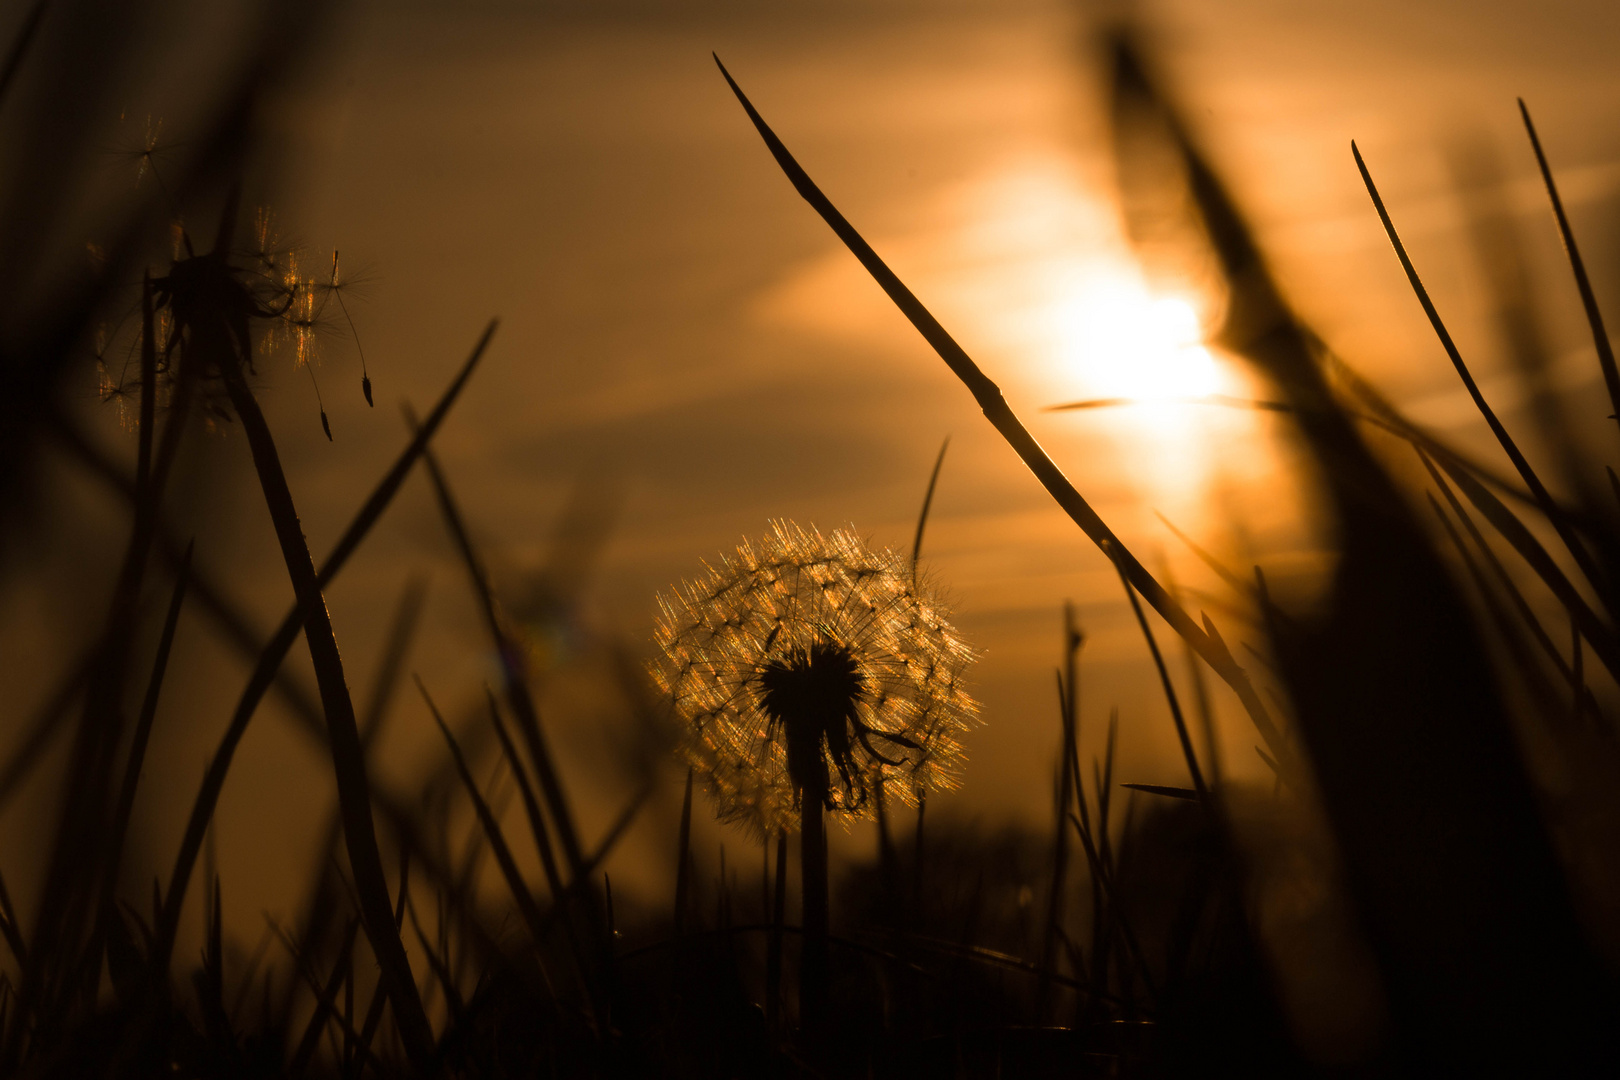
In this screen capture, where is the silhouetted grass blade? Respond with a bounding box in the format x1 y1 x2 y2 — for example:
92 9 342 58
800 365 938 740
1119 783 1199 802
714 52 1281 757
1519 100 1620 432
1353 141 1607 599
911 436 949 574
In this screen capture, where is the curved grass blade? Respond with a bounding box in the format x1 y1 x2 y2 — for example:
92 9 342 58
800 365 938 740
713 52 1280 757
1519 100 1620 431
417 680 551 951
157 321 496 1074
1430 449 1620 679
911 435 950 574
1104 542 1208 804
1353 142 1607 599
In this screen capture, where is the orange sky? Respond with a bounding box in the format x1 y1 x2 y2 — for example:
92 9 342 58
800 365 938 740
7 0 1620 929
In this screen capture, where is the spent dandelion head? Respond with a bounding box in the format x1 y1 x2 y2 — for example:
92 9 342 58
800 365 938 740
652 520 978 836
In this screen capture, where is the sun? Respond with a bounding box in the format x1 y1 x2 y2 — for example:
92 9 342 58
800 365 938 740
1053 280 1222 403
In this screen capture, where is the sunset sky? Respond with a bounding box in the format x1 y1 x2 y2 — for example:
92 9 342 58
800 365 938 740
9 0 1620 922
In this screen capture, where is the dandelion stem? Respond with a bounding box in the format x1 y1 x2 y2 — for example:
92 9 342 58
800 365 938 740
798 781 831 1043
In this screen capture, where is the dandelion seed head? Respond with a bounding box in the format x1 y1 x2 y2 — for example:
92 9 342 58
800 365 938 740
652 520 978 836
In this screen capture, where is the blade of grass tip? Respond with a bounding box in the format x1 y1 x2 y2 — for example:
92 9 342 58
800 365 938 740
712 53 1280 751
1519 100 1620 432
1430 449 1620 680
911 435 950 577
407 414 588 889
215 343 434 1076
417 678 552 953
1105 542 1208 805
288 916 361 1075
1120 784 1199 802
1353 141 1607 597
157 322 495 984
674 767 693 938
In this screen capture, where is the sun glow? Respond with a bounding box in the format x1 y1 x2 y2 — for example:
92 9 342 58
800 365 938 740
1053 282 1222 404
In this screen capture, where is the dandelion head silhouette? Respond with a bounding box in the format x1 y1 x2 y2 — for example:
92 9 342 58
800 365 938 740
653 521 978 835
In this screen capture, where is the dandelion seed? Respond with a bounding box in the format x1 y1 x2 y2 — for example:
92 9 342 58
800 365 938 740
651 520 978 836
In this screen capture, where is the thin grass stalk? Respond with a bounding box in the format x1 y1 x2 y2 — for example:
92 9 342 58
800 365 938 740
406 897 464 1026
214 322 434 1072
1425 492 1556 699
911 436 949 576
1518 100 1620 432
412 432 588 884
285 577 430 996
1352 143 1607 599
485 691 567 908
713 54 1282 753
1106 543 1209 804
1166 565 1224 789
9 307 198 1061
1067 810 1156 1006
90 542 194 981
1324 352 1571 517
1418 447 1587 693
288 917 361 1075
351 847 410 1080
157 321 494 978
1037 608 1082 1020
418 680 562 1011
1429 450 1620 678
